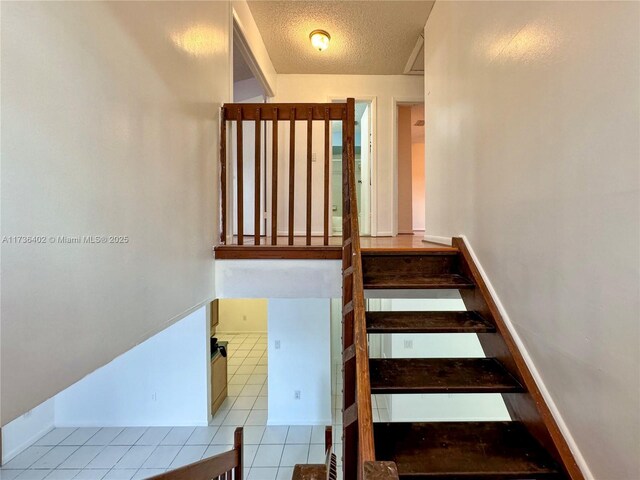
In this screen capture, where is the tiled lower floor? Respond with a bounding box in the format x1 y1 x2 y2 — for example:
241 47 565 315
1 334 344 480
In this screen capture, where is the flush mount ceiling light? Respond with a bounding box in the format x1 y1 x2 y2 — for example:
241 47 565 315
309 30 331 52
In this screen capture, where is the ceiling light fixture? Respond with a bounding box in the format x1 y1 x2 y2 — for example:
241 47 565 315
309 30 331 52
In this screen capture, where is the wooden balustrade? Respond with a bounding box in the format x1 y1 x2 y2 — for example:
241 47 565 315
149 427 243 480
219 103 343 247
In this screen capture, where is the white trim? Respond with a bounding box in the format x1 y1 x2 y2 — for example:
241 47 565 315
391 97 424 237
232 6 275 97
375 231 393 237
2 400 55 465
276 230 330 237
423 234 452 246
403 34 424 75
459 235 593 480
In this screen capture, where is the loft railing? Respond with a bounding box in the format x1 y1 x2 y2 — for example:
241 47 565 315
219 103 347 246
340 99 398 480
218 99 396 479
149 427 242 480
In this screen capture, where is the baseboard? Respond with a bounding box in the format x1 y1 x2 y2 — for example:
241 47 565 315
2 399 55 465
423 234 452 246
375 231 393 237
459 235 593 480
276 231 329 237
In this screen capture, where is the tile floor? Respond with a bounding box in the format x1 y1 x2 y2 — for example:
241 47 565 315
1 334 347 480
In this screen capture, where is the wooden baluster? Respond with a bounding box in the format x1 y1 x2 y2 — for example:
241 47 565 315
220 107 227 245
236 107 244 245
234 427 243 480
254 108 261 245
288 107 296 245
324 107 330 246
271 107 279 245
306 107 313 245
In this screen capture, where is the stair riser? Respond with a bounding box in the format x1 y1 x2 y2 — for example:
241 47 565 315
362 254 461 276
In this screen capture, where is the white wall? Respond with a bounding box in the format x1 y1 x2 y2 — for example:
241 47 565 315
234 77 265 103
54 306 209 427
215 260 341 298
217 298 268 333
272 75 424 236
423 2 639 478
267 299 332 425
0 1 230 425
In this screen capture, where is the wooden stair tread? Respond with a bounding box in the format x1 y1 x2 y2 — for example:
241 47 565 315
369 358 523 394
366 311 494 333
363 274 474 289
373 421 562 479
361 249 459 256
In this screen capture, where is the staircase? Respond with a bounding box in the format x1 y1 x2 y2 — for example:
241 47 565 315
214 98 582 480
357 242 582 479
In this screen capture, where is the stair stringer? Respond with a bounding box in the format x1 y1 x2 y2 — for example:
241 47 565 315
452 236 587 480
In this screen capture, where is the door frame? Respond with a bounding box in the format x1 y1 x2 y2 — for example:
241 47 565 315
327 96 378 237
231 8 274 97
391 97 424 237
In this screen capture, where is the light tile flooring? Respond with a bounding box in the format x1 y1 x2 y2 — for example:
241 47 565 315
1 334 346 480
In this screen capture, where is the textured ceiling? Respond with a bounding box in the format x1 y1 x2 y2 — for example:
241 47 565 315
247 1 434 74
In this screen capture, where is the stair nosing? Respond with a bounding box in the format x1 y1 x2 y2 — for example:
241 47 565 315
369 357 524 394
365 311 495 334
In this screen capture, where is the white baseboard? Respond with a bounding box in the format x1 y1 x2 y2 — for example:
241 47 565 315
423 234 452 246
459 235 593 480
2 399 55 465
375 231 393 237
275 231 328 237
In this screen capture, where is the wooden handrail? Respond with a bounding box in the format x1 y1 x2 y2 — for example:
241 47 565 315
149 427 243 480
341 99 398 480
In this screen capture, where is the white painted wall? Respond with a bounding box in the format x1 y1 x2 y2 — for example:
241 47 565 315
54 306 209 427
272 75 424 236
215 260 341 298
1 1 231 425
423 2 639 478
267 299 332 426
234 77 265 103
217 299 268 333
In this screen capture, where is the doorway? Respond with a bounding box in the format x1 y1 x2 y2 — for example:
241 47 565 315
396 102 425 234
231 23 268 239
330 98 375 236
212 299 269 422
